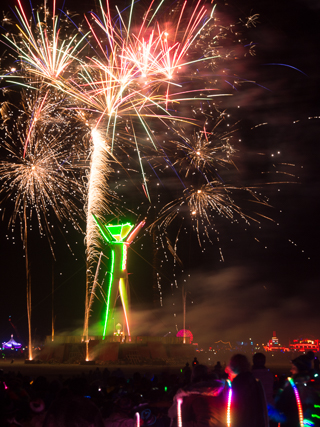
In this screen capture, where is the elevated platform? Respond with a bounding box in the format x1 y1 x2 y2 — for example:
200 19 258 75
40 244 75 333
39 335 196 364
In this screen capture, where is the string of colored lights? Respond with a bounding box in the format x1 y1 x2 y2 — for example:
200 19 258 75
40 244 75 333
287 377 320 426
135 412 140 427
287 377 305 427
175 381 232 427
226 379 232 427
177 398 183 427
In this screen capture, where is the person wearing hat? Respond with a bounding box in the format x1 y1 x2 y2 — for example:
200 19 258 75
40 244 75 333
291 355 312 376
272 355 320 426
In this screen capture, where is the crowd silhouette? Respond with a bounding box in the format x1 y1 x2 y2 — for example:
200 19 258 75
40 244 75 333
1 352 320 426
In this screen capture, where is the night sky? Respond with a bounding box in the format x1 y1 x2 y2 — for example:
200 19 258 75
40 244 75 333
0 0 319 349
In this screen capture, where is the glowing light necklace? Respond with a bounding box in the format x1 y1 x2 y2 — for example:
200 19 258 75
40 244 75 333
177 398 183 427
288 377 304 427
226 379 232 427
135 412 140 427
175 380 233 427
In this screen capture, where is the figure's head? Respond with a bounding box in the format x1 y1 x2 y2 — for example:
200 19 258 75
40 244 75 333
114 397 133 415
226 354 250 380
291 355 311 376
253 352 266 369
191 364 209 383
306 351 315 361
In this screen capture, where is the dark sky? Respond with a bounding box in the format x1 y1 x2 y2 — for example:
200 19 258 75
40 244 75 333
0 0 319 349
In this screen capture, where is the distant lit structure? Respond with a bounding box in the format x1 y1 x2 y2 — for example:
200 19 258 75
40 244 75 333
176 329 193 343
264 331 289 352
114 323 123 336
114 323 125 342
289 338 320 353
263 332 320 353
2 335 22 350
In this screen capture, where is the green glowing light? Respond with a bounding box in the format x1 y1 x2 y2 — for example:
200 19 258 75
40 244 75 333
93 214 113 243
93 215 145 337
106 223 134 242
119 277 130 336
103 249 115 339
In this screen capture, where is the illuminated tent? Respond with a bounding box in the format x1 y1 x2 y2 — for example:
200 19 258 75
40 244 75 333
2 334 22 349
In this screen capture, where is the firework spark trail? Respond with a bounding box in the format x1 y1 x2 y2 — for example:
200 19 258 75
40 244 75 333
0 92 87 358
84 250 103 361
155 181 273 251
70 0 236 278
0 103 86 243
2 0 88 82
0 0 290 335
86 128 114 269
1 0 229 125
171 125 238 177
1 0 234 214
149 106 276 249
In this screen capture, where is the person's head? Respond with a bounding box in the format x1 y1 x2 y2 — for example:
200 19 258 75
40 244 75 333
307 351 315 361
114 396 133 415
252 352 266 369
68 377 89 397
226 354 250 380
191 364 209 383
291 355 311 376
29 398 45 414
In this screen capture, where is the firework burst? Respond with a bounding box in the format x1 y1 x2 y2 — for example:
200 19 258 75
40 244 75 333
170 110 238 177
0 0 292 339
0 95 86 238
0 90 87 358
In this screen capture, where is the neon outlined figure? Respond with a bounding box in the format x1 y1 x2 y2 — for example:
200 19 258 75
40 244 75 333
93 214 145 338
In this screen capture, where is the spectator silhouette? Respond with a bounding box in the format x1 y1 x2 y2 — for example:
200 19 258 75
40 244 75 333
226 354 268 427
274 355 320 426
104 396 135 427
252 352 275 405
42 377 104 427
182 363 192 385
213 362 223 379
192 357 199 367
168 364 226 427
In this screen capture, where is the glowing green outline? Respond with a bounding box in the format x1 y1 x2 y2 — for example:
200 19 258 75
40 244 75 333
93 215 144 338
103 249 115 338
